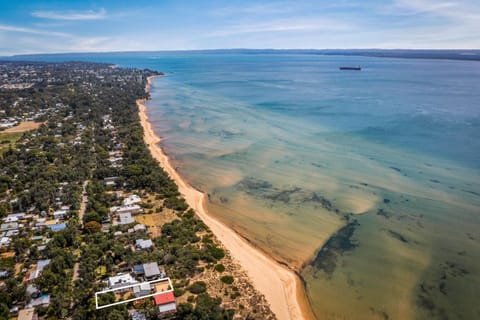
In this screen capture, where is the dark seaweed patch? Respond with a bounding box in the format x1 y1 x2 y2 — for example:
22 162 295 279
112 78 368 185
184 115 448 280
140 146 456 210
311 162 324 168
443 261 469 277
238 177 273 191
387 230 408 243
462 189 480 197
417 282 449 320
376 209 393 219
219 196 229 204
439 281 447 295
237 177 338 211
369 307 390 320
309 192 334 210
208 128 236 139
311 220 359 277
264 187 302 203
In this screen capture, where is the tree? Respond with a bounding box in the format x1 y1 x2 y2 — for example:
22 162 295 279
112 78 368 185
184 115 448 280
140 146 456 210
84 221 102 233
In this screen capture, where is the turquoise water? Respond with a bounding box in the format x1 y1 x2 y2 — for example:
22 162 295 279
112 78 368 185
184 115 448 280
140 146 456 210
13 53 480 319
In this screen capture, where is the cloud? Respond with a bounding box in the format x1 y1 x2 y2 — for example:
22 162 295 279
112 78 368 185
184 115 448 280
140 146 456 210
208 18 351 37
31 8 107 20
211 2 298 16
393 0 480 22
0 24 70 37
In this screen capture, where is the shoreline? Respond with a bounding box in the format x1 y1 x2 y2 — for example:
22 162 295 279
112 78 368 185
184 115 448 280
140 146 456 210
137 75 311 320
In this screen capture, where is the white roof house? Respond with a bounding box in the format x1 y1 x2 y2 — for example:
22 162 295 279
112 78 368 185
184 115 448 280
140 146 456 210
123 194 141 206
0 237 10 246
136 239 153 250
8 213 26 219
53 210 68 219
0 222 19 231
116 205 142 215
116 213 135 225
28 259 51 281
3 216 18 223
133 224 146 232
107 273 138 289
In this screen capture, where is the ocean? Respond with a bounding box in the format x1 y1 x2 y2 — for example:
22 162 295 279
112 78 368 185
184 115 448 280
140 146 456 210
10 52 480 319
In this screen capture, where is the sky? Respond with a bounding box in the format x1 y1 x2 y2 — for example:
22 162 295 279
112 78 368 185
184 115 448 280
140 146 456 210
0 0 479 55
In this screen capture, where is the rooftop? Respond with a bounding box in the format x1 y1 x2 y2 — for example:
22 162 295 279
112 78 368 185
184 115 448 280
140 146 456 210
153 291 175 306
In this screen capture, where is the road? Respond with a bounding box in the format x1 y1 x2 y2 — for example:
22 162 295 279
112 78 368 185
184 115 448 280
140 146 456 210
78 179 89 227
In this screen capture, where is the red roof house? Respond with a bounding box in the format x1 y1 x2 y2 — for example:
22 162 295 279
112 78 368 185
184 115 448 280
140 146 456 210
153 292 176 314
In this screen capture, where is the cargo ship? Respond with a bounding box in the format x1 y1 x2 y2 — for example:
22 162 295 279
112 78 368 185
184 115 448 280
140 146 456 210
339 66 362 70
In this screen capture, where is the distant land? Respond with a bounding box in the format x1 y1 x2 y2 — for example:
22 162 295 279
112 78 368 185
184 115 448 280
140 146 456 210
2 49 480 62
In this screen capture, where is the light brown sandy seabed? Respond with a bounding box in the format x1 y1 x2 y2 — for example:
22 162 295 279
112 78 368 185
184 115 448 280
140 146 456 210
137 76 311 320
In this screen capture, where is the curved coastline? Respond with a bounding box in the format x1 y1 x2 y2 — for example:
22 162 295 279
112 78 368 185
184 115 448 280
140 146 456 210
138 75 312 320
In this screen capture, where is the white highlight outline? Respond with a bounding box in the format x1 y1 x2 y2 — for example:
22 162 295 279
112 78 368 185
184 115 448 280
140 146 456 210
95 277 173 309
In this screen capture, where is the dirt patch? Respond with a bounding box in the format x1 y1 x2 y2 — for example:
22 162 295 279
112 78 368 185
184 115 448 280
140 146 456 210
134 210 177 237
2 121 42 133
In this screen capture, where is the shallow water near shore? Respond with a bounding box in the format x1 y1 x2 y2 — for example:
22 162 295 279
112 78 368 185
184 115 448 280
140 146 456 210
143 54 480 319
22 52 480 319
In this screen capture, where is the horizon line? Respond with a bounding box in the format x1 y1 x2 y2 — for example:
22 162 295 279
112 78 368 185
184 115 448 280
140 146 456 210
2 47 480 58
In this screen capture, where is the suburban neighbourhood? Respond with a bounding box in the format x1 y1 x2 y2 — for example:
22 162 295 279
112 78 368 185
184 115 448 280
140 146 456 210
0 61 275 320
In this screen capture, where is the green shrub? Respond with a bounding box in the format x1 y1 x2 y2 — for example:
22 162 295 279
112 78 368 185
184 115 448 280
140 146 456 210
188 281 206 294
173 288 185 297
220 275 234 285
230 292 241 299
214 264 225 273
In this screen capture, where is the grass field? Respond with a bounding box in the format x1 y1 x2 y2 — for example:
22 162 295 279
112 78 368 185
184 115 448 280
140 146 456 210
0 121 42 153
0 131 23 153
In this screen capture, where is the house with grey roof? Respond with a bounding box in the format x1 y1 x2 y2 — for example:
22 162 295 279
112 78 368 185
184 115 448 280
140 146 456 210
143 262 161 280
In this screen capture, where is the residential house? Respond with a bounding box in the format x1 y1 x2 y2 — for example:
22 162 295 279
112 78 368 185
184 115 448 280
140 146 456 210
153 292 176 315
26 294 50 308
5 229 19 237
0 237 10 247
27 259 51 281
107 273 137 289
104 177 118 187
133 224 146 232
0 222 19 231
133 283 152 298
49 223 67 232
143 262 161 280
135 239 153 250
123 194 141 206
53 209 68 220
133 264 144 276
114 204 142 215
116 213 134 225
130 311 147 320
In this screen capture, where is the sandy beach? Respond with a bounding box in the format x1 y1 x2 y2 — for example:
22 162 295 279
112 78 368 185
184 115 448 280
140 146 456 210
137 76 310 320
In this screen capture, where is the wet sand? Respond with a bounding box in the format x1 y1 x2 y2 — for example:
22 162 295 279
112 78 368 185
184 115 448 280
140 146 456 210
137 76 311 320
